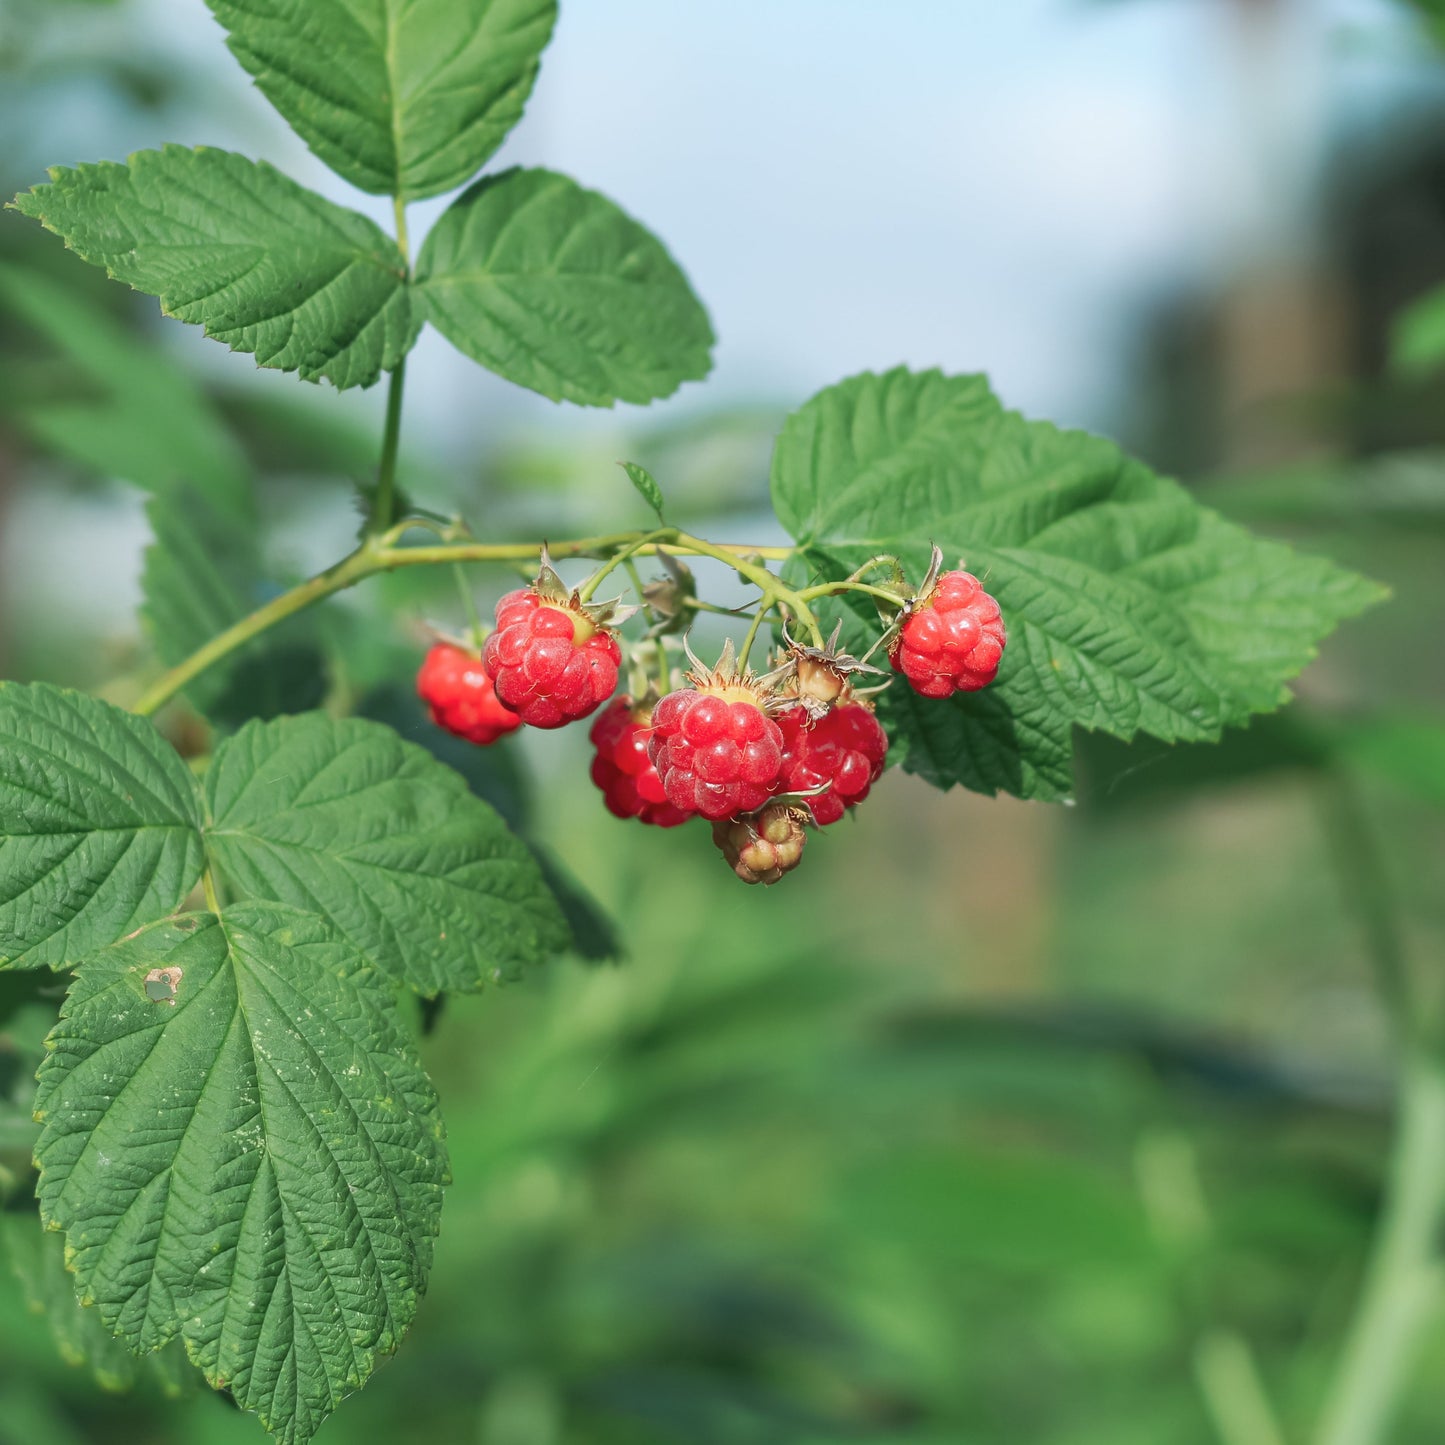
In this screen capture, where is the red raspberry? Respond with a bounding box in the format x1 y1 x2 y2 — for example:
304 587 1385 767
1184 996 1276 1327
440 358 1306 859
777 702 889 825
890 570 1005 697
647 686 785 820
483 589 621 729
416 643 522 745
713 804 807 885
588 698 690 828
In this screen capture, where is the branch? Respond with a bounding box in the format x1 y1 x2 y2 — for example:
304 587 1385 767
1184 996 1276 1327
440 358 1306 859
132 530 798 717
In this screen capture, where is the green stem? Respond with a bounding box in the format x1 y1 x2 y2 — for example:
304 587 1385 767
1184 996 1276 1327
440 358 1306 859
738 603 772 667
371 359 407 536
622 557 649 613
672 530 823 645
798 578 908 609
1313 1056 1445 1445
131 533 800 717
453 563 485 648
383 533 794 565
679 597 751 618
369 196 412 539
133 545 376 716
577 528 669 602
393 194 410 261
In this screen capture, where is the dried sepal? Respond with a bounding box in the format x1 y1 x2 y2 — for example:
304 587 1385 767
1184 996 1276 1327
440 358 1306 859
641 550 697 636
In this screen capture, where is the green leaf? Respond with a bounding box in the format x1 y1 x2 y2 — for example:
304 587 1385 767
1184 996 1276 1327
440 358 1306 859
205 0 557 201
1392 282 1445 377
620 460 667 520
0 261 251 517
414 168 714 406
11 146 417 390
0 684 204 970
879 680 1077 803
141 490 327 727
772 368 1384 800
33 904 448 1445
3 1214 194 1397
203 714 570 996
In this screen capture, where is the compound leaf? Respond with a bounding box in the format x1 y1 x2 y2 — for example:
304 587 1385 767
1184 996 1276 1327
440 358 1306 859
414 168 714 406
0 684 204 970
773 368 1384 800
203 714 570 996
33 904 447 1445
11 146 417 390
206 0 557 201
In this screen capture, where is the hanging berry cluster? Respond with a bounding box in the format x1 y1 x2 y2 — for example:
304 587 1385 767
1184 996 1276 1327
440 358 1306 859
417 544 1006 885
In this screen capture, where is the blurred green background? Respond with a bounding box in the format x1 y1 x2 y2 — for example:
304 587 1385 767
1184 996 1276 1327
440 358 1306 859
2 0 1445 1442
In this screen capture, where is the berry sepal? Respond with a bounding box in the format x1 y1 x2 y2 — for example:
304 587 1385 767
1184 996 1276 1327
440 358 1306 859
777 621 887 718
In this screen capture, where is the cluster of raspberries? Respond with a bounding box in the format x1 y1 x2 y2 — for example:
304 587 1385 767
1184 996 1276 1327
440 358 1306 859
418 569 1005 885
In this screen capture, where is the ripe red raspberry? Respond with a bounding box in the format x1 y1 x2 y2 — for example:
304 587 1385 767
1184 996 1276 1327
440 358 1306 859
890 569 1006 697
588 698 690 827
713 804 807 885
648 686 785 820
777 702 889 825
483 588 621 729
416 643 522 746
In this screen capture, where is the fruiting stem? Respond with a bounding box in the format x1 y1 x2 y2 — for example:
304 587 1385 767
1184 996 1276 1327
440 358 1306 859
577 528 670 602
738 602 772 666
452 563 485 648
622 557 650 616
671 530 824 646
131 531 800 717
798 578 909 608
1312 1056 1445 1445
383 534 795 565
845 553 907 587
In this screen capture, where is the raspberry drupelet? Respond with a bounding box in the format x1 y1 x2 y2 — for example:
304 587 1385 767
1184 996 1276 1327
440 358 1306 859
588 697 690 827
890 569 1006 697
483 588 622 729
416 643 522 746
777 701 889 825
648 681 785 821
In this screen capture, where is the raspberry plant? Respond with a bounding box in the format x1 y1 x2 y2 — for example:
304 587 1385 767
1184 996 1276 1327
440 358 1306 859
0 3 1385 1443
